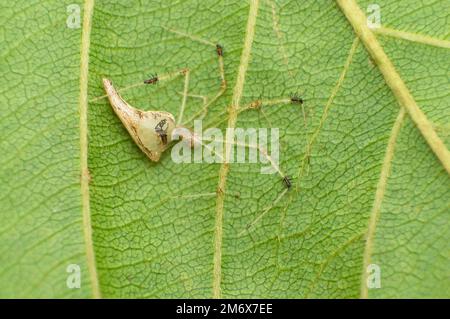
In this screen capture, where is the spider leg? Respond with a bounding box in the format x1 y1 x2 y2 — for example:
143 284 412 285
177 92 209 121
177 92 208 106
183 131 293 236
199 136 286 179
161 27 227 126
181 50 227 125
90 68 188 103
176 69 190 125
238 188 289 236
208 97 293 128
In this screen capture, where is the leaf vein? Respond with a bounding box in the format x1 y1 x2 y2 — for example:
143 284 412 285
212 0 260 299
79 0 101 299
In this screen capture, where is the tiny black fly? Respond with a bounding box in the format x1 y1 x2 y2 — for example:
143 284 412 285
155 119 168 144
290 93 304 104
144 73 158 84
216 44 223 57
282 176 292 189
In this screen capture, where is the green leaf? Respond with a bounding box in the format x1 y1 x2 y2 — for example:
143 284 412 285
0 0 449 298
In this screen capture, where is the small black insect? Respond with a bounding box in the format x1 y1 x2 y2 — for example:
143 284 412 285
144 73 158 84
290 93 304 104
155 119 168 145
216 44 223 57
282 175 292 189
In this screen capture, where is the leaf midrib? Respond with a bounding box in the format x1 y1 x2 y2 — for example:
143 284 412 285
212 0 261 299
79 0 101 299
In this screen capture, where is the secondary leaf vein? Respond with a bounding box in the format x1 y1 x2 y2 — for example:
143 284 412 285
336 0 450 175
212 0 260 299
360 108 406 299
79 0 101 299
374 26 450 49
